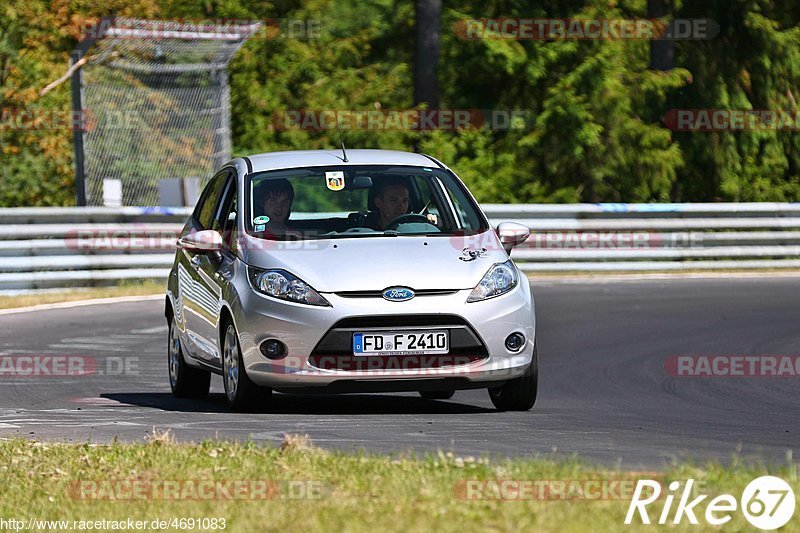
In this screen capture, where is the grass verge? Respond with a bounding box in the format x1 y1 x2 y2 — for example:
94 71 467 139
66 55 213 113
0 436 797 532
0 281 164 310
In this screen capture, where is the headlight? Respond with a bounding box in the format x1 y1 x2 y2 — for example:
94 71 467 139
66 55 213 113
467 260 518 302
248 267 331 307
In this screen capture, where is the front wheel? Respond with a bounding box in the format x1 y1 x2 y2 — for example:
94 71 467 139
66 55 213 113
488 342 538 411
168 317 211 398
222 322 272 412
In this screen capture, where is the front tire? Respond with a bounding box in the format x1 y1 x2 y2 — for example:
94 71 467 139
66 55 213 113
168 317 211 398
488 342 538 411
222 322 272 412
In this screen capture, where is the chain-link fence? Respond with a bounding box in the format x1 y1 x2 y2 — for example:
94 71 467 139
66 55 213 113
78 18 261 206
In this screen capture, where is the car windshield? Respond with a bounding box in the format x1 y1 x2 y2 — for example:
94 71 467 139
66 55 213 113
245 165 488 240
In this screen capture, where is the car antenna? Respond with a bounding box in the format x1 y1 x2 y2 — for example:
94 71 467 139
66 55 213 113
335 122 348 162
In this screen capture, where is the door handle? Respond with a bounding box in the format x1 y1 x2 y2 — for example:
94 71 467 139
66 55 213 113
189 255 202 269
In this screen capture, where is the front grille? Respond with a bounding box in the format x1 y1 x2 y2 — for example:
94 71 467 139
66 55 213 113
335 289 459 298
329 315 473 329
308 314 488 371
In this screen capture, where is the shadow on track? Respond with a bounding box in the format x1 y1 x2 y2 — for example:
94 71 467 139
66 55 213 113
102 392 495 414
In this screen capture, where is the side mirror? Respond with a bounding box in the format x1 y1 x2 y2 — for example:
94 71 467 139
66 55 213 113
496 222 530 252
177 229 224 253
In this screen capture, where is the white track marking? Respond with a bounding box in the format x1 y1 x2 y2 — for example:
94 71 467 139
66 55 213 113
131 325 168 334
47 343 131 352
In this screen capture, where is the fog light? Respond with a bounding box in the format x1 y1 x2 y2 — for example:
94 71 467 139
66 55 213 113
505 333 525 352
260 340 287 359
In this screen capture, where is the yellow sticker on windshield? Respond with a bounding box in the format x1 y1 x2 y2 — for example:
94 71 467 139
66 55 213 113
326 171 345 191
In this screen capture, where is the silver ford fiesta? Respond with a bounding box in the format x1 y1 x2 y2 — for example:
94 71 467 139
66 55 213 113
165 149 537 411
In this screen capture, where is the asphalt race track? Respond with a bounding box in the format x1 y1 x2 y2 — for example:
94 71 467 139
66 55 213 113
0 277 798 469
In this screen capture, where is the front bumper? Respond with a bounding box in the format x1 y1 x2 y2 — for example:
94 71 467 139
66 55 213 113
231 282 535 391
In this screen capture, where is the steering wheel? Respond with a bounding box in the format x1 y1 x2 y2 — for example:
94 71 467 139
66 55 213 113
385 213 435 230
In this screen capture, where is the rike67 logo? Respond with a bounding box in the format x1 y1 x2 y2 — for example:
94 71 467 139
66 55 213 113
625 476 796 530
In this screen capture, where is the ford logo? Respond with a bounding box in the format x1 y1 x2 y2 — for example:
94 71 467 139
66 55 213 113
382 287 415 302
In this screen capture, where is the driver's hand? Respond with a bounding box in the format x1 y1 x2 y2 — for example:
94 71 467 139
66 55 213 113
426 213 439 226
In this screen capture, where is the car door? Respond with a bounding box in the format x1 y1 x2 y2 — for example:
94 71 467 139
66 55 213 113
178 170 230 363
190 174 241 364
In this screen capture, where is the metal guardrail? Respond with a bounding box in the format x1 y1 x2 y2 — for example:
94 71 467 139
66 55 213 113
1 204 799 291
0 207 186 291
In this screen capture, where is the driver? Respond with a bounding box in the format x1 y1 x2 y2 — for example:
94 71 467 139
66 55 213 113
368 178 410 231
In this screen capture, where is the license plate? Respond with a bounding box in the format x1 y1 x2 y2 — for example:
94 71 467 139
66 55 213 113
353 330 449 356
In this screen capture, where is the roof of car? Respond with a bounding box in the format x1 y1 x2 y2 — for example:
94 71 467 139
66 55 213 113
243 149 440 173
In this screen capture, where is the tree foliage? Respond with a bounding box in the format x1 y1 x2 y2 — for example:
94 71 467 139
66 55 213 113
1 0 800 206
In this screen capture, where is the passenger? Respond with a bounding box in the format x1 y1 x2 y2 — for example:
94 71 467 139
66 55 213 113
256 178 294 234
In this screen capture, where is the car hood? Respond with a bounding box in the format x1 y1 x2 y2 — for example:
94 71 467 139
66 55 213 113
239 231 509 292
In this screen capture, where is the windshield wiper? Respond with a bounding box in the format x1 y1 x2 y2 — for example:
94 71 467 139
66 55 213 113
310 233 387 240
